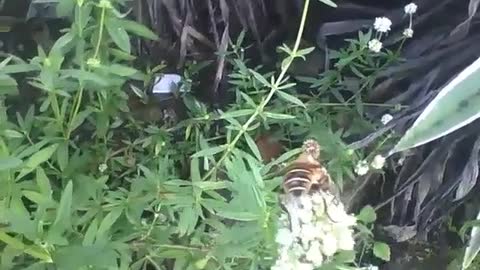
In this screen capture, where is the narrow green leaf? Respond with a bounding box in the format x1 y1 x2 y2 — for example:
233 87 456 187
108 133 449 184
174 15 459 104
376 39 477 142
70 109 92 132
53 181 73 231
103 64 139 76
249 69 271 87
61 69 109 86
193 181 228 191
191 157 201 183
0 157 22 171
318 0 338 8
17 144 59 180
219 109 255 119
244 133 262 161
214 210 260 221
22 191 56 207
390 56 480 156
56 141 69 172
373 242 391 261
115 19 159 40
264 112 295 120
83 218 99 246
463 210 480 269
1 64 38 74
105 19 131 53
3 129 23 138
36 167 52 196
296 46 315 56
276 90 306 108
192 145 226 158
96 208 123 239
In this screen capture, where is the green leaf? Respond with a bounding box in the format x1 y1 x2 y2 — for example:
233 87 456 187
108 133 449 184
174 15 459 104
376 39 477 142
22 191 56 207
276 90 306 108
56 0 75 17
0 157 22 171
214 210 260 221
53 245 118 270
16 144 59 181
96 208 123 239
1 64 38 74
244 133 262 161
318 0 338 8
192 145 226 158
36 168 52 196
70 109 92 132
53 181 73 232
249 69 271 87
463 210 480 269
83 218 99 246
104 64 139 76
0 75 18 96
356 205 377 223
390 56 480 156
105 18 131 53
56 141 69 172
61 69 109 86
296 46 316 57
219 109 256 119
3 129 24 138
373 242 391 261
115 19 159 40
264 112 295 120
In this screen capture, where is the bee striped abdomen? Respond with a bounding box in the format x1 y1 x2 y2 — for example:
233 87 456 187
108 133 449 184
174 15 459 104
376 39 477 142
283 167 313 196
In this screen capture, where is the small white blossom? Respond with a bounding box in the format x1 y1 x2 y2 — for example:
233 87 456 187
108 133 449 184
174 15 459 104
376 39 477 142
368 39 383 53
306 241 323 266
321 234 337 257
98 163 108 173
403 28 414 38
276 228 294 247
355 160 369 175
371 155 386 170
381 114 393 125
404 3 418 14
373 17 392 33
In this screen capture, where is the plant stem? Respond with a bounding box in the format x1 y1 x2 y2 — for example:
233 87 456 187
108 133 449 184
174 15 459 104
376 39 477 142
202 0 311 180
93 7 106 59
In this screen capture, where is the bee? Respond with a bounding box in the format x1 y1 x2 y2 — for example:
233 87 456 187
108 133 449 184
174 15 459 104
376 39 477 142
280 139 341 223
282 139 332 196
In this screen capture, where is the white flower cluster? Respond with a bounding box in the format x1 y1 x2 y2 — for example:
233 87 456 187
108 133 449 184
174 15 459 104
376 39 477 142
403 3 417 38
272 192 356 270
354 154 386 176
368 3 417 53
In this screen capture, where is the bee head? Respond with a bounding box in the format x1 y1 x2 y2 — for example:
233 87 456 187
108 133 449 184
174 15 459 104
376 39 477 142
302 139 321 159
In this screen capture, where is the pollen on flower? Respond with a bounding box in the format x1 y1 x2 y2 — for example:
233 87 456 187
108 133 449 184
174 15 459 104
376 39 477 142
403 28 414 38
368 39 383 53
373 17 392 33
404 3 418 14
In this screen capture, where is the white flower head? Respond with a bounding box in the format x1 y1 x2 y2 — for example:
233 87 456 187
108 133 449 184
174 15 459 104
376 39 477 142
275 192 357 268
403 28 414 38
371 155 386 170
404 3 418 14
98 163 108 173
381 114 393 125
368 39 383 53
355 160 369 176
373 17 392 33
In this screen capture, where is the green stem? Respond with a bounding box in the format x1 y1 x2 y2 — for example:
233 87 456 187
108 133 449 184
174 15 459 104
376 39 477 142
93 7 106 59
66 5 106 139
201 0 311 180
